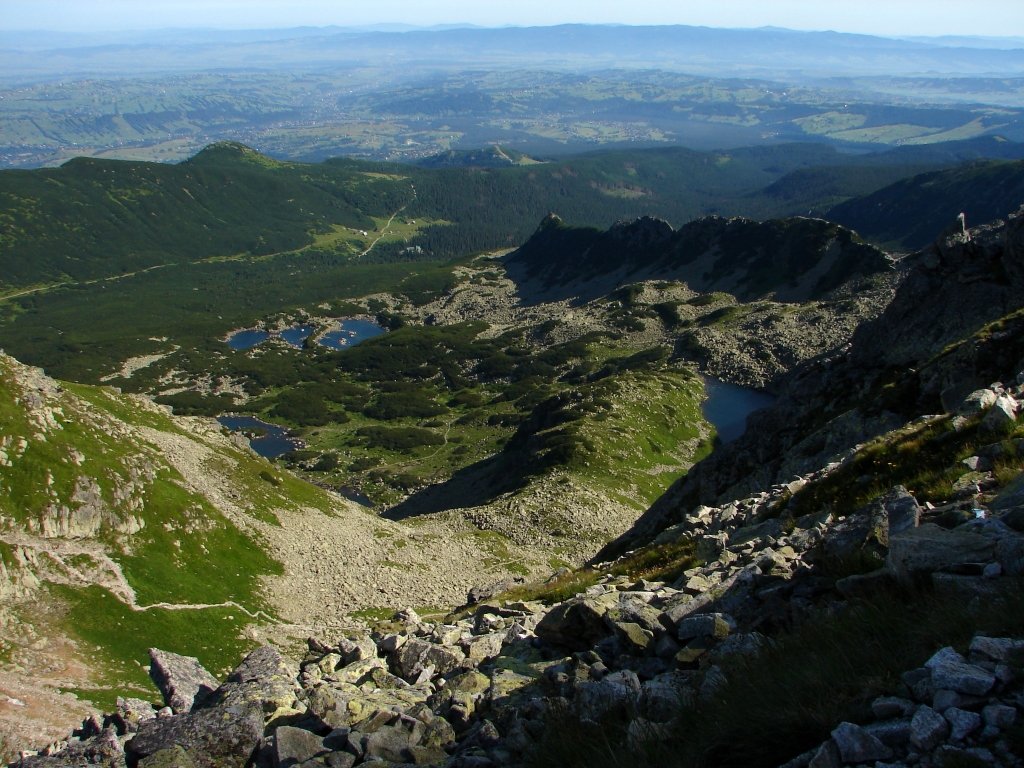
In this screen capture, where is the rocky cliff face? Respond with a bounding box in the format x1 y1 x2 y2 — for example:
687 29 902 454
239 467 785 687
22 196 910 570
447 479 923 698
640 205 1024 520
507 213 894 305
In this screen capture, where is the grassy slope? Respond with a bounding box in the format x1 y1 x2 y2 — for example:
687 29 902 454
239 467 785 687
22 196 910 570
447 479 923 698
0 353 349 701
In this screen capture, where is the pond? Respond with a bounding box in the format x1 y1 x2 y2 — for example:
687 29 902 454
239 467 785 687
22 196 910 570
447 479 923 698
217 415 304 459
317 319 387 350
225 319 385 351
701 378 776 444
279 324 316 348
225 329 271 350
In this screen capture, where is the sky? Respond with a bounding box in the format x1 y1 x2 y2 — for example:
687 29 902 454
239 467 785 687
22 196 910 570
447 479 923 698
1 0 1022 38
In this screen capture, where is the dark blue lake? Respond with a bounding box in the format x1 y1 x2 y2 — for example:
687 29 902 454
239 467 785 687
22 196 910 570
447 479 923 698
217 415 303 458
225 329 271 350
702 378 775 444
318 319 386 350
279 324 316 348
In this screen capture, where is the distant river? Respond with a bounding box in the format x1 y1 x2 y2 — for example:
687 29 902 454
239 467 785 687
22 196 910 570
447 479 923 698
701 378 775 444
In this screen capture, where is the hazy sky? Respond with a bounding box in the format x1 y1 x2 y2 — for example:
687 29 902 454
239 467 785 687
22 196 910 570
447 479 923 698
2 0 1022 38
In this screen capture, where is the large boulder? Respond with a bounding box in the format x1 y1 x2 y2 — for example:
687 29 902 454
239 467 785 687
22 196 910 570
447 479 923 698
534 592 619 650
126 700 264 768
204 646 300 722
147 649 219 713
886 524 996 580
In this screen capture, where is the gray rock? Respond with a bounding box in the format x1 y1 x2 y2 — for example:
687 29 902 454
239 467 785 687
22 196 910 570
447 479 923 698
944 707 982 741
982 703 1017 729
983 394 1019 431
574 670 641 723
137 745 197 768
461 632 505 662
996 535 1024 575
13 729 126 768
112 696 157 734
610 621 654 654
807 740 841 768
393 637 465 682
830 721 893 763
337 634 378 666
147 648 218 713
203 646 300 725
676 613 732 642
534 592 618 650
863 718 912 747
639 672 693 722
925 647 996 696
910 705 949 751
958 389 997 416
884 486 921 536
274 726 328 768
362 717 424 763
871 696 916 719
126 700 264 768
970 635 1024 662
887 524 996 581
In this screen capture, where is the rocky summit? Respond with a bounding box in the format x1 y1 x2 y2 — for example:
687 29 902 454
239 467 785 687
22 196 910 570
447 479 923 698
9 208 1024 768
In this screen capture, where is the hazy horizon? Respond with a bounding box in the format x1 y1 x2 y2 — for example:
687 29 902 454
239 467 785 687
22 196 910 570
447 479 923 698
3 0 1023 39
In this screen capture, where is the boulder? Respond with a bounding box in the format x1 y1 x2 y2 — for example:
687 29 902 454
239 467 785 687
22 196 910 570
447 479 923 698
203 646 300 724
12 729 126 768
573 670 641 724
337 634 379 666
887 524 996 580
881 485 921 536
126 700 264 768
957 389 998 416
910 705 949 751
983 394 1019 431
147 649 219 713
273 726 328 768
830 721 892 763
534 592 618 650
924 647 996 696
393 638 466 682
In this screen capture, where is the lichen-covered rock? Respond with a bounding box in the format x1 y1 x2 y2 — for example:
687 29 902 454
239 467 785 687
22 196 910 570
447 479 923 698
273 725 329 768
126 701 264 768
205 646 301 721
137 745 197 768
393 637 466 682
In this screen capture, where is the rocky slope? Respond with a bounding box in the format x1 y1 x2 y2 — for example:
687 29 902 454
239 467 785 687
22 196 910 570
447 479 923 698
0 355 565 757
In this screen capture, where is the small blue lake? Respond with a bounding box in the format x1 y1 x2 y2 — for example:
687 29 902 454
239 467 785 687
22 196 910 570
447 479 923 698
702 378 775 444
225 329 271 350
318 319 387 350
217 415 303 458
279 324 316 348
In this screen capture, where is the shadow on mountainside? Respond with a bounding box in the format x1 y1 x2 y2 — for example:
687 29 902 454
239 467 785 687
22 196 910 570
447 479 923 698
381 452 528 521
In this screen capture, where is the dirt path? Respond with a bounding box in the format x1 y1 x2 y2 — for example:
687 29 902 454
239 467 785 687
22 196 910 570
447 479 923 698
356 183 416 259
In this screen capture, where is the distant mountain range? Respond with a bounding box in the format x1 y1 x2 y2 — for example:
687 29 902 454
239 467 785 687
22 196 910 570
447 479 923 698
2 23 1022 80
